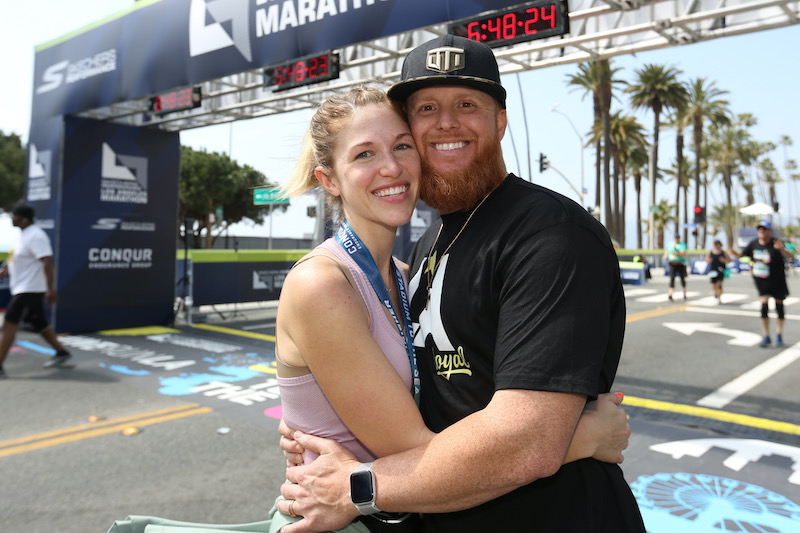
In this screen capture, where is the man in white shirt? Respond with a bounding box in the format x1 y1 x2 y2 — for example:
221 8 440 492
0 204 71 379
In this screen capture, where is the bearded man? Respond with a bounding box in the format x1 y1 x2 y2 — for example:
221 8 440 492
278 35 645 533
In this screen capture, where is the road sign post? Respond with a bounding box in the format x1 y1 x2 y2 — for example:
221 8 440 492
253 188 289 249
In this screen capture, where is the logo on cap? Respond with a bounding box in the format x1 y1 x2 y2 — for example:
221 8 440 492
426 46 465 74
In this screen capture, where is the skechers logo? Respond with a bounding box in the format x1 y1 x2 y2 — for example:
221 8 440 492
90 218 156 232
189 0 252 61
35 50 117 95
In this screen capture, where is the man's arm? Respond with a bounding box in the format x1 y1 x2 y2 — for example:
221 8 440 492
41 256 58 305
279 389 584 532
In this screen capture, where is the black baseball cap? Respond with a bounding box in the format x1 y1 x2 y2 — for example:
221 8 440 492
388 35 506 109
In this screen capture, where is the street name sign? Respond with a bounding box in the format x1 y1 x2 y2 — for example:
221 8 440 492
254 188 289 205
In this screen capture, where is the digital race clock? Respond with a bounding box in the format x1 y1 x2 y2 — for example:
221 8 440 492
448 0 570 48
147 86 202 116
264 51 340 92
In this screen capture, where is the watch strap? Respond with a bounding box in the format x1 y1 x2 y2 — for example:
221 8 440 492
350 462 383 515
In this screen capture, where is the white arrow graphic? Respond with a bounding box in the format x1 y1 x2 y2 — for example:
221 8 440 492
650 438 800 485
663 322 763 346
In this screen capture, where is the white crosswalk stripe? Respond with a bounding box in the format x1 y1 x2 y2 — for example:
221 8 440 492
626 290 799 309
738 296 800 310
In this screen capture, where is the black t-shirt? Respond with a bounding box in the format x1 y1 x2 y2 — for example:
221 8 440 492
407 175 644 532
741 238 789 298
742 238 785 280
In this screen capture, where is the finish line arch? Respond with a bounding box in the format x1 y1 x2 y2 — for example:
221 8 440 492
25 0 797 332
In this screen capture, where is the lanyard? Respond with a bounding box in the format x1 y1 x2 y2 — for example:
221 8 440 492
335 221 420 406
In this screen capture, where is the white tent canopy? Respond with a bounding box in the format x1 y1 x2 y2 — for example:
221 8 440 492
739 202 775 216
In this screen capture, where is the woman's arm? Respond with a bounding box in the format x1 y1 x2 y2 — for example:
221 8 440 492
277 257 434 457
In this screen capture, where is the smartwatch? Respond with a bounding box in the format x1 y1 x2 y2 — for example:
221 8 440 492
349 462 382 515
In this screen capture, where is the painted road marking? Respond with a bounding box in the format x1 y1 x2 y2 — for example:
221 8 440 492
191 323 276 342
0 404 212 458
624 395 800 437
99 326 181 336
649 438 800 485
697 342 800 409
739 296 800 310
686 306 800 321
689 293 749 306
635 291 703 303
623 288 656 297
663 322 763 346
240 323 275 331
626 306 687 323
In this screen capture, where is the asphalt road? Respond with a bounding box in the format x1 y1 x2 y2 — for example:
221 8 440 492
1 269 799 532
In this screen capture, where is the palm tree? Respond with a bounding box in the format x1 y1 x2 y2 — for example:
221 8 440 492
567 61 624 230
780 135 794 217
626 64 689 249
707 115 753 209
709 204 739 250
663 156 693 244
758 157 782 214
686 78 730 246
666 102 691 238
686 78 730 210
627 146 649 249
651 198 676 249
615 117 648 248
588 112 648 245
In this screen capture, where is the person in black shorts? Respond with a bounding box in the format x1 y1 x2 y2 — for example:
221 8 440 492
0 204 71 378
705 240 730 304
741 220 793 347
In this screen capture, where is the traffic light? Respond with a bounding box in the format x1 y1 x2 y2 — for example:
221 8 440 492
539 153 549 173
693 205 706 224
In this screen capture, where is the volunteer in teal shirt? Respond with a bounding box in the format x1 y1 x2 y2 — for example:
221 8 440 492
664 233 688 300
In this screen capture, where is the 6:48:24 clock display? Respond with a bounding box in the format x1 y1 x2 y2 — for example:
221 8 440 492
449 0 570 48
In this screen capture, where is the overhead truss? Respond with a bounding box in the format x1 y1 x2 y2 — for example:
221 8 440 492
75 0 798 132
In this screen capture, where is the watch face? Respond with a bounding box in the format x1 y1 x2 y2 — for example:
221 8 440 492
350 471 374 504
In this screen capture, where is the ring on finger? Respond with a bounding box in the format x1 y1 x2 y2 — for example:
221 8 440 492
288 499 298 518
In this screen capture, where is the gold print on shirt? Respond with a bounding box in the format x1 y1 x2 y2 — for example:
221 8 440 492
435 346 472 380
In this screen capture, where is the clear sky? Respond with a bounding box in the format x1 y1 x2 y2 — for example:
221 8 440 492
1 0 798 250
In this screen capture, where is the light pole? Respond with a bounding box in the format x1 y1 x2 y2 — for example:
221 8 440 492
550 104 586 208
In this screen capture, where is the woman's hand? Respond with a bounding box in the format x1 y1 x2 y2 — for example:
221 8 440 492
565 392 630 465
279 418 305 467
584 392 630 464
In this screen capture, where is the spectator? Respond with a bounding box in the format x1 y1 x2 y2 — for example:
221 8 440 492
0 204 71 379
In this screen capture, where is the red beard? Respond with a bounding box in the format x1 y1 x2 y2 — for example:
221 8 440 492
419 140 506 214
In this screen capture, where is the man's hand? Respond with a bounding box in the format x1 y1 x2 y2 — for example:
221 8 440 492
277 431 362 533
582 392 630 464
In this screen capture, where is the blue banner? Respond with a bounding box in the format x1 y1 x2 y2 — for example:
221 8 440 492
31 0 526 121
54 117 180 332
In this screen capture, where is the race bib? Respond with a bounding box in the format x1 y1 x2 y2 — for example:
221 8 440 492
753 262 770 279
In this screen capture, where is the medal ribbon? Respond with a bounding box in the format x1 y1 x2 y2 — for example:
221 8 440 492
335 221 420 406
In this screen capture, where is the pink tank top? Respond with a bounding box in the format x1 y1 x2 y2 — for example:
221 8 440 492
277 238 412 463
